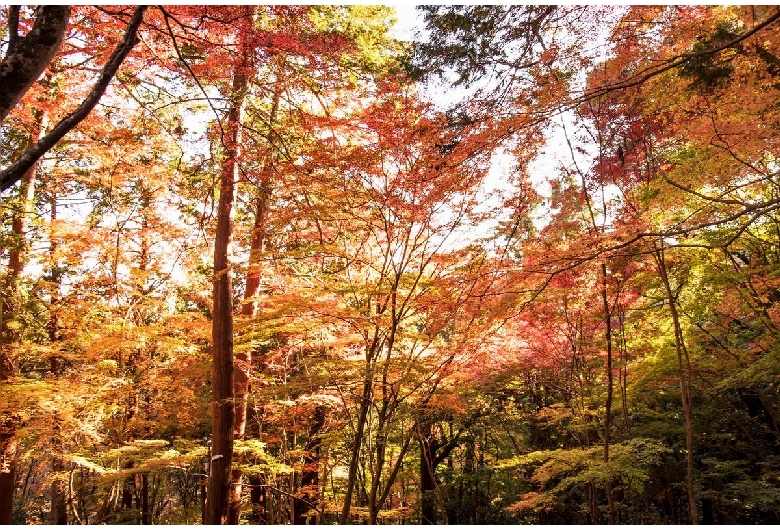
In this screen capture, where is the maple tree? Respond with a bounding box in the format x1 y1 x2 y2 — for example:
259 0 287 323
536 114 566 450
417 3 780 524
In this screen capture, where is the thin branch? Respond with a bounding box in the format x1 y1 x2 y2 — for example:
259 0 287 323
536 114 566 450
157 5 252 186
663 175 753 207
576 7 780 104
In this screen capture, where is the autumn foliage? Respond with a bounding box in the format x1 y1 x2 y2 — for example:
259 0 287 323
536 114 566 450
2 4 780 525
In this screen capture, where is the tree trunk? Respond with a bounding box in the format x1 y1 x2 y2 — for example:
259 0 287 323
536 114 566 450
654 243 698 524
200 468 206 525
601 262 616 524
227 88 274 526
48 194 64 377
0 415 17 525
0 106 48 524
339 364 373 523
50 411 67 525
339 337 380 524
419 422 437 525
141 473 149 525
294 405 325 525
617 306 631 435
122 462 134 513
50 470 67 525
368 368 392 525
249 475 268 524
0 6 70 122
47 193 68 525
205 6 254 522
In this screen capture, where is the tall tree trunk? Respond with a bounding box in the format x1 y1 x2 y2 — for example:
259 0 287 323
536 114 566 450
200 467 206 525
418 414 467 525
654 243 698 524
121 462 134 513
50 458 67 525
368 358 394 525
419 422 437 525
0 414 17 525
50 411 67 525
226 197 264 523
338 364 373 523
294 405 325 525
339 335 381 524
48 194 68 525
227 89 275 525
0 108 46 525
471 442 479 524
205 7 254 524
617 306 631 436
48 194 64 377
249 475 268 524
140 473 150 525
601 262 616 524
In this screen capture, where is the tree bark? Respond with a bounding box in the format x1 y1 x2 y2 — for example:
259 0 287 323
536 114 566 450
293 405 325 525
249 475 268 524
601 262 616 524
227 89 273 526
0 105 48 524
368 358 394 525
141 473 150 525
205 6 254 524
0 416 17 524
47 188 68 525
417 415 465 525
50 459 67 525
0 6 70 123
654 243 698 524
419 422 438 525
50 374 68 526
339 343 378 524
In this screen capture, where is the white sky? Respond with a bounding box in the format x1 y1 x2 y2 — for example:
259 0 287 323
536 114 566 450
389 4 424 42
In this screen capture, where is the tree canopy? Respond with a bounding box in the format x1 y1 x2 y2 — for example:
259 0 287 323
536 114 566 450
2 4 780 525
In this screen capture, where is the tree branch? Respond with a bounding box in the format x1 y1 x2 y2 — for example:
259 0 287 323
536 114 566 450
0 6 148 193
0 5 71 122
577 7 780 104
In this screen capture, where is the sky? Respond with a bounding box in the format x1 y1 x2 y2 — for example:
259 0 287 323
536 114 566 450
389 4 424 42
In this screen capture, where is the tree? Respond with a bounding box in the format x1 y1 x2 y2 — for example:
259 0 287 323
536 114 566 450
0 102 48 526
5 4 780 525
201 7 255 523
